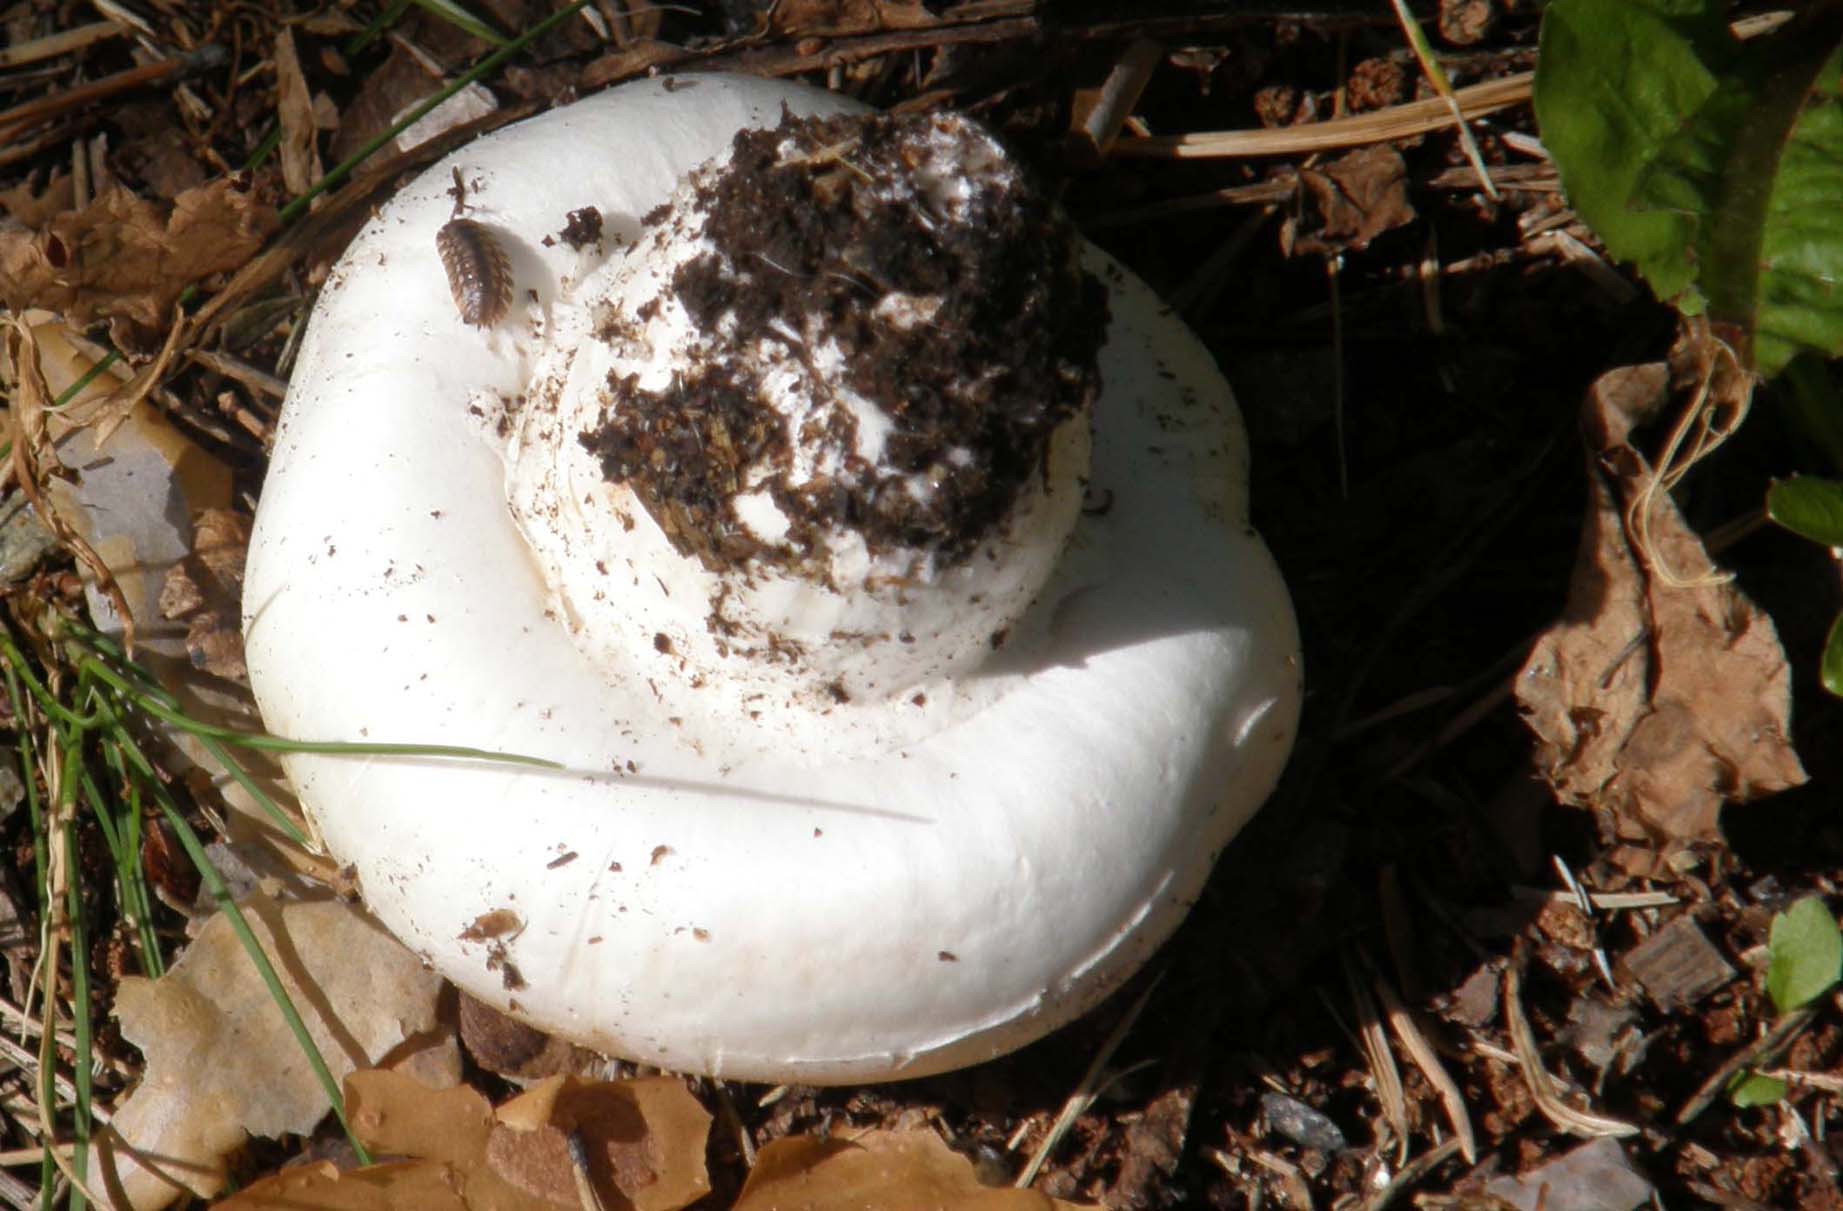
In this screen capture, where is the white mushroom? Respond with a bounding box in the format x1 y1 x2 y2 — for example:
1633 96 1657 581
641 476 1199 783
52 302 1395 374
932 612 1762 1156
243 75 1301 1084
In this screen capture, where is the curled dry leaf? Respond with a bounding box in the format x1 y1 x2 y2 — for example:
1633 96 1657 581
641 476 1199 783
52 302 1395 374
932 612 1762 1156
1280 146 1415 257
330 45 446 163
735 1129 1093 1211
489 1076 712 1211
0 179 276 344
3 319 140 643
0 169 74 225
458 992 607 1082
274 29 324 198
215 1070 710 1211
94 897 452 1211
1516 363 1806 842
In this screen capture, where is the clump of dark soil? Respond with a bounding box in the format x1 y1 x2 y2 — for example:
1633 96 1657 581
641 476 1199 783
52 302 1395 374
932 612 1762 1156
580 108 1106 578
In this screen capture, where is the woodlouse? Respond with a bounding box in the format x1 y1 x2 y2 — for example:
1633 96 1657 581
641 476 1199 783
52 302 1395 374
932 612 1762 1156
436 217 512 328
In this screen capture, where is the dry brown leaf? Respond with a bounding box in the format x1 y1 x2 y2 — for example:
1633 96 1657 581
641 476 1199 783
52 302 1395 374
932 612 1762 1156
1280 146 1415 256
0 170 74 225
329 45 442 162
0 180 276 343
159 507 250 681
93 897 452 1211
275 29 324 197
490 1076 712 1211
7 317 235 656
110 100 211 200
213 1160 469 1211
735 1129 1092 1211
3 319 138 645
267 1069 712 1211
1516 364 1805 842
459 992 605 1081
347 1071 498 1169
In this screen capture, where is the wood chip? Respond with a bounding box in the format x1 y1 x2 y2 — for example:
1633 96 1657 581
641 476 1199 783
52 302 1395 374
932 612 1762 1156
1620 914 1735 1012
1069 37 1162 162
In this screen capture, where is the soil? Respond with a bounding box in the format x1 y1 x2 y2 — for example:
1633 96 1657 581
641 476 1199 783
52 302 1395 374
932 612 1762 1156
584 108 1104 578
2 2 1841 1210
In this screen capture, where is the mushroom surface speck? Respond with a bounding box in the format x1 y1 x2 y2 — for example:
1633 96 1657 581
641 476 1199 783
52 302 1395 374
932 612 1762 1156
243 75 1301 1084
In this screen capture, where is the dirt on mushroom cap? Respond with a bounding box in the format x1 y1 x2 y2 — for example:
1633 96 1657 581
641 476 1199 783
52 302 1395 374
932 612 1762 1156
580 109 1110 582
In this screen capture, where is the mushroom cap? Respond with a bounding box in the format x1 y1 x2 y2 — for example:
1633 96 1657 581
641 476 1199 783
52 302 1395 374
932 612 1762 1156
244 75 1302 1084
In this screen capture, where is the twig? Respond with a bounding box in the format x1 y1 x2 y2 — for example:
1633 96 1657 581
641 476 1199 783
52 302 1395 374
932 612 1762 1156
1112 74 1531 160
1551 854 1618 993
1509 887 1678 912
1247 1150 1313 1208
0 1164 39 1211
0 22 125 69
563 1131 607 1211
1385 0 1496 199
1685 1181 1780 1211
0 46 226 144
1676 1004 1819 1125
1763 1066 1843 1095
1343 951 1408 1162
1360 1135 1464 1211
710 1081 756 1169
0 1030 104 1119
186 350 289 400
1071 37 1163 161
1501 963 1638 1138
1369 966 1475 1163
1167 206 1275 314
1015 977 1160 1189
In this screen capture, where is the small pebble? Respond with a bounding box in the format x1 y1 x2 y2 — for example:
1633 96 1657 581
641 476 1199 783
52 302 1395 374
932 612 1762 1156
1484 1138 1653 1211
1258 1091 1346 1153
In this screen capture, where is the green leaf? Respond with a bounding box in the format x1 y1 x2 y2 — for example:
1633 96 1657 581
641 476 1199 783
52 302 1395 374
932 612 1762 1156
1767 896 1843 1013
1535 0 1734 309
1535 2 1843 377
1728 1070 1789 1107
1823 611 1843 697
1767 475 1843 546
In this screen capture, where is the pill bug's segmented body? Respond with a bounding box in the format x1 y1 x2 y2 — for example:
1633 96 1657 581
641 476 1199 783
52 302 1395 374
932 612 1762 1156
436 218 512 328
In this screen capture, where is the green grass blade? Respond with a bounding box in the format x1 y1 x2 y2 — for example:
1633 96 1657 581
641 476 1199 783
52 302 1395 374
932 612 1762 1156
50 349 120 411
2 636 108 730
189 733 310 847
244 122 283 173
409 0 508 47
60 746 93 1211
78 753 165 977
81 658 562 770
346 0 413 56
104 741 164 978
